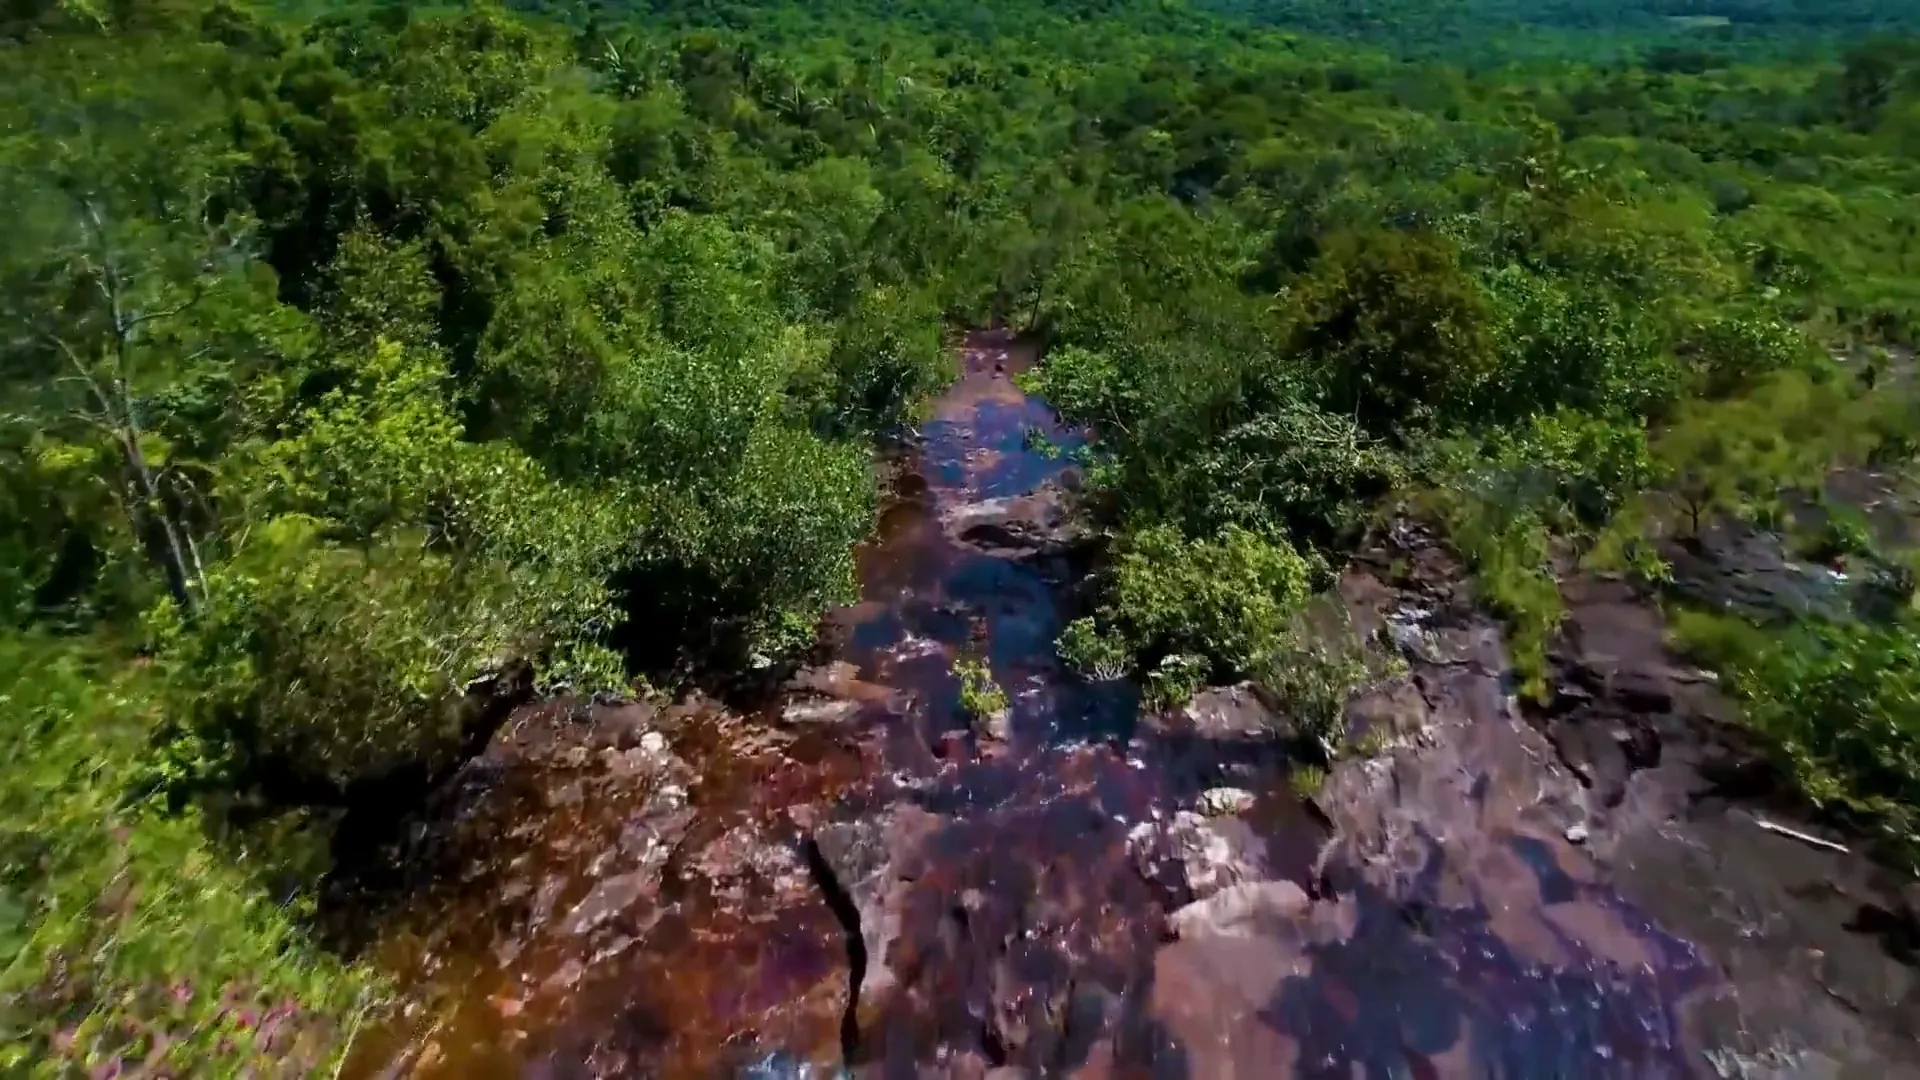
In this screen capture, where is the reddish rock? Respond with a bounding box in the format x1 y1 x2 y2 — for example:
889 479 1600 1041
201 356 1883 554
1168 880 1311 940
1126 810 1270 904
1151 681 1289 740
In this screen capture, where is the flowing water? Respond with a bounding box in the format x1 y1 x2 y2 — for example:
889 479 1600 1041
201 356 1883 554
342 331 1914 1078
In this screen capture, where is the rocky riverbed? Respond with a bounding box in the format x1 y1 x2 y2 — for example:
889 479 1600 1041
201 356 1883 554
340 331 1919 1079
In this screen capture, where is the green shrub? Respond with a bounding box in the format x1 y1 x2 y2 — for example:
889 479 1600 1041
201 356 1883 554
1418 411 1659 701
1675 609 1920 867
1061 523 1338 708
1186 402 1405 542
954 656 1009 718
1143 652 1212 709
1652 370 1892 538
146 517 531 794
1105 523 1324 680
0 634 380 1076
1263 638 1370 759
1057 616 1131 680
1793 502 1879 564
1449 503 1562 703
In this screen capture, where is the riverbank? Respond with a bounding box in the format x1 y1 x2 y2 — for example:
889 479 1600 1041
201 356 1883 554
335 334 1919 1078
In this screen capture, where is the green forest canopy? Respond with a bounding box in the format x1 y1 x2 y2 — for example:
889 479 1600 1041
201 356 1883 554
3 0 1920 1071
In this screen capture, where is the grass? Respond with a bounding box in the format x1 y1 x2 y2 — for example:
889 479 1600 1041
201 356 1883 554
1419 489 1563 702
0 633 382 1077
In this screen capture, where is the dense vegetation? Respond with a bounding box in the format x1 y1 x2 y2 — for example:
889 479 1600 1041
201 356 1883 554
1205 0 1920 65
4 0 1920 1071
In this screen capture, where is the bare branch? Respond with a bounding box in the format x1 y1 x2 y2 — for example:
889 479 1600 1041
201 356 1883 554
122 281 208 333
45 333 115 419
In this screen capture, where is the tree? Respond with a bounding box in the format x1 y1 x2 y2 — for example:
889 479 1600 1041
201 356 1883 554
0 36 284 616
1283 226 1500 434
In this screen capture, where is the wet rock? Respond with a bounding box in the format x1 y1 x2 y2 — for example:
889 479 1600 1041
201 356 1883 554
842 748 1182 1073
1196 787 1256 817
1126 810 1269 903
808 804 943 1003
560 870 657 938
541 958 586 993
1167 681 1287 740
1168 880 1310 940
1663 518 1852 624
939 481 1088 557
684 823 814 907
782 698 863 727
588 700 657 749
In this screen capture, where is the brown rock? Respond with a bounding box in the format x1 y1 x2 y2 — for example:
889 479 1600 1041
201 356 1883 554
560 870 655 937
809 804 942 1002
1168 880 1311 940
1177 682 1288 740
1126 810 1268 903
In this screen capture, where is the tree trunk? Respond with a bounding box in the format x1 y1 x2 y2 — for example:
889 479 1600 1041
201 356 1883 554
121 436 196 612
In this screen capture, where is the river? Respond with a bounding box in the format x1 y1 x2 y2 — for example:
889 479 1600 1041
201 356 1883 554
341 330 1919 1078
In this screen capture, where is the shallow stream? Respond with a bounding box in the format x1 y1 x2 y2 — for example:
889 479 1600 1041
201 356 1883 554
344 331 1917 1078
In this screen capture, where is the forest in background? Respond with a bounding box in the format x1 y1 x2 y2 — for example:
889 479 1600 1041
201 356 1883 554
3 0 1920 1072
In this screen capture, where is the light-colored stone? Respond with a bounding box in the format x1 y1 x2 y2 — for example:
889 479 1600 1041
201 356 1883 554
560 871 652 937
782 698 863 726
1169 881 1311 940
1197 787 1257 817
1127 811 1267 901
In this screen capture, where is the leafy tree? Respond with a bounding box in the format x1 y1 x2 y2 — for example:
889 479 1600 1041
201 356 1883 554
0 39 274 616
1283 226 1500 434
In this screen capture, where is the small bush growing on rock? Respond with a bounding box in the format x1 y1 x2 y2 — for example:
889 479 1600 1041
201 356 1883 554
1057 616 1130 681
1416 410 1662 702
1288 761 1330 798
1103 523 1324 679
954 656 1009 719
1144 652 1211 708
1263 642 1366 760
1060 524 1338 708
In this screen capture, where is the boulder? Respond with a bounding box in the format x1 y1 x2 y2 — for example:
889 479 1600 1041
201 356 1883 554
1174 682 1288 740
1126 810 1270 903
939 482 1089 557
1168 880 1311 940
1196 787 1257 817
